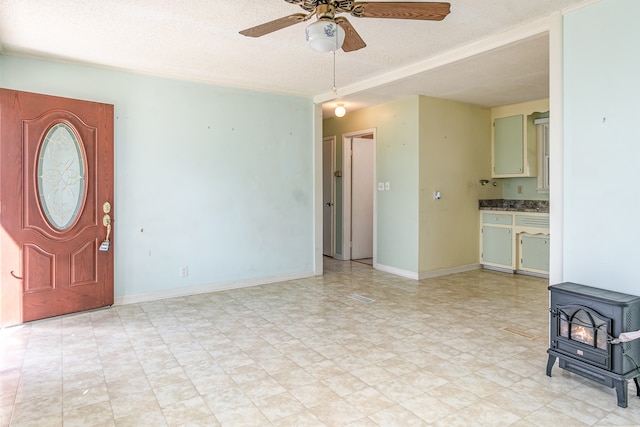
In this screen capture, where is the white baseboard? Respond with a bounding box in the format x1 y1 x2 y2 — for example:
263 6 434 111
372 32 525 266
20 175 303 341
373 263 482 281
374 263 419 280
113 270 315 305
418 263 481 280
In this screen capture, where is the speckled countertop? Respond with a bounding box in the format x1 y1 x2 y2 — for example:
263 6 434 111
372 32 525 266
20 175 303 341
479 199 549 213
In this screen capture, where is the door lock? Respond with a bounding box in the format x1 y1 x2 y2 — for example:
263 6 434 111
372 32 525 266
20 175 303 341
100 214 111 252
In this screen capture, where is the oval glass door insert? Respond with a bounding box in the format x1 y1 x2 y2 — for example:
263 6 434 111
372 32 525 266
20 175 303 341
38 123 86 230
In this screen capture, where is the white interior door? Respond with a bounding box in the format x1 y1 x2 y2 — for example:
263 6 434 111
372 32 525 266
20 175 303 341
323 137 335 257
351 137 374 260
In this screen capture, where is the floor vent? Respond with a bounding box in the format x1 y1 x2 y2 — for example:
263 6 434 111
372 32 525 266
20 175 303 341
501 327 539 340
348 294 375 303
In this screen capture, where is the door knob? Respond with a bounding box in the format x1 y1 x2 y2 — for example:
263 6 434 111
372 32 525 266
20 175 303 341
102 215 111 240
325 202 334 207
100 214 112 252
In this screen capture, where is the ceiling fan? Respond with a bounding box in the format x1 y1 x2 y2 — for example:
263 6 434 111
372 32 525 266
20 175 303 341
240 1 451 52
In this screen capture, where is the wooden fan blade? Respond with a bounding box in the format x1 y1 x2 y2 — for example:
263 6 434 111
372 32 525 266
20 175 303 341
335 17 366 52
352 2 451 21
240 13 307 37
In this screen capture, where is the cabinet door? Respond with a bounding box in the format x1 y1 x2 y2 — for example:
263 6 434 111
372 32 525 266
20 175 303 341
520 234 550 273
494 115 524 175
481 226 512 267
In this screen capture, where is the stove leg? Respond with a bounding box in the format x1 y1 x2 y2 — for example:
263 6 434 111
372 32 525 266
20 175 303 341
546 354 556 377
614 379 628 408
634 377 640 398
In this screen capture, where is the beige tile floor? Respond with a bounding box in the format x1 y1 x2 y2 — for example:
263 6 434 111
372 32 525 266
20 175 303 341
1 258 640 426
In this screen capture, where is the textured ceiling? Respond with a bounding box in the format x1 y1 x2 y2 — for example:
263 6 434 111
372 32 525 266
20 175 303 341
0 0 592 116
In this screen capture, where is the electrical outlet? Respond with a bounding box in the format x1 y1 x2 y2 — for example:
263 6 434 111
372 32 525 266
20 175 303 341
180 265 188 277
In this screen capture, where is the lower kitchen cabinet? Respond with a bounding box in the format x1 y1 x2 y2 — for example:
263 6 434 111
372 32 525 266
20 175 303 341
481 226 513 268
519 234 550 274
480 210 549 276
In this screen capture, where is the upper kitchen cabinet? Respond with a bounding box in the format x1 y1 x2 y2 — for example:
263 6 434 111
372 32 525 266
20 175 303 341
491 99 549 178
493 115 524 175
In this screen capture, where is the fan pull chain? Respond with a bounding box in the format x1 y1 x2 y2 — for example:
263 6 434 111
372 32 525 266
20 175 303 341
332 49 337 94
332 28 338 94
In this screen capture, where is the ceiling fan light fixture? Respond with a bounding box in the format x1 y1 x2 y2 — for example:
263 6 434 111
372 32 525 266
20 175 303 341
306 19 345 52
335 104 346 117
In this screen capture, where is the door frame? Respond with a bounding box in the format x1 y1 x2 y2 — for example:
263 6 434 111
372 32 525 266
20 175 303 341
323 136 336 257
341 128 376 262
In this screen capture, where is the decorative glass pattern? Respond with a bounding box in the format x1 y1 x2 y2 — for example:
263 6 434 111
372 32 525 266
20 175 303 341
37 123 86 230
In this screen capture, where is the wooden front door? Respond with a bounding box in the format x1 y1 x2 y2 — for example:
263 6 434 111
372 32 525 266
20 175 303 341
0 89 114 326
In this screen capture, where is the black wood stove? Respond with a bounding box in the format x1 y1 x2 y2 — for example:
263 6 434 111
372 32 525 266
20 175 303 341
547 282 640 407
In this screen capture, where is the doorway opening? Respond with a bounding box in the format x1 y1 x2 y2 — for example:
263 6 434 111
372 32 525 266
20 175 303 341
342 129 376 264
322 136 336 257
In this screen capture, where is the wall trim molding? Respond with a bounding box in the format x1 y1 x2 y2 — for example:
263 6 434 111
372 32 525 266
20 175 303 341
375 263 482 281
374 263 419 280
114 271 315 306
418 264 482 280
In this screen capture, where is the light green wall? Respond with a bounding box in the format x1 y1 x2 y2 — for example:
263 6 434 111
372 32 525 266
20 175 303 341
418 97 499 272
562 0 640 294
323 97 420 271
0 55 315 300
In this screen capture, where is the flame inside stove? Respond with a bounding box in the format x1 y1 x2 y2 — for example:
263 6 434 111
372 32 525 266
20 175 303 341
560 318 607 350
571 324 594 346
